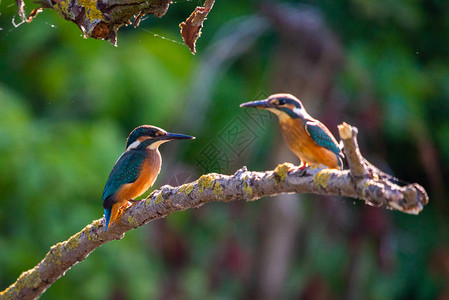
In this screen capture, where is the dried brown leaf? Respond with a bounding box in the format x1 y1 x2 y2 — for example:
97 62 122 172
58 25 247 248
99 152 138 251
179 1 214 54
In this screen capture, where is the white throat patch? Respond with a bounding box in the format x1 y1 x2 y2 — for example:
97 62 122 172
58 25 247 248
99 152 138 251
126 140 141 151
292 107 305 118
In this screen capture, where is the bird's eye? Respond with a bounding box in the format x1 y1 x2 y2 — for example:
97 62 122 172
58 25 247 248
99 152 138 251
278 99 286 105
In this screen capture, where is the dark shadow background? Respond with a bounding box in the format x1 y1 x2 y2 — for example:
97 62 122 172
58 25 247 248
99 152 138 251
0 0 448 299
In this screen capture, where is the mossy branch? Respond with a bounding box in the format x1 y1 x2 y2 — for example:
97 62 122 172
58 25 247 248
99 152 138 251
21 0 172 45
18 0 214 48
0 123 428 300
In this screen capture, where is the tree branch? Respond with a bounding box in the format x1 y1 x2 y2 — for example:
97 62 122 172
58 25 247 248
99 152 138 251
22 0 172 45
19 0 215 48
0 123 428 300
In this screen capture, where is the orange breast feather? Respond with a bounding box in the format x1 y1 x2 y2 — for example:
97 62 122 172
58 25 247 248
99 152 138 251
115 150 162 202
280 118 339 169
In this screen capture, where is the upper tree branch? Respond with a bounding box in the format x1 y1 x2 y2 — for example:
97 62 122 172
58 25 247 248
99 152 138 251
0 123 428 300
20 0 215 48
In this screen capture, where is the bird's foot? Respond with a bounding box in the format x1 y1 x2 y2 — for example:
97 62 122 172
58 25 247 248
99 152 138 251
116 201 138 220
295 166 308 176
298 162 309 170
297 167 308 176
128 199 141 206
120 201 136 211
115 205 128 221
123 200 141 210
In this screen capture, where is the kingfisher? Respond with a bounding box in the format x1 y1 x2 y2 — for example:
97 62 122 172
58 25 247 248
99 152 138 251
102 125 195 231
240 93 343 170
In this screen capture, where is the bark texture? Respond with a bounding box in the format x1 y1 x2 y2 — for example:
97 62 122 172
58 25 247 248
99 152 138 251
0 123 428 300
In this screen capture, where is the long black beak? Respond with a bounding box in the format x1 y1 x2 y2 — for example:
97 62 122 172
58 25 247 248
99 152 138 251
239 99 271 108
164 132 196 140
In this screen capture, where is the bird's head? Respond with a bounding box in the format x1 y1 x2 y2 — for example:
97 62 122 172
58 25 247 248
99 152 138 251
240 93 307 119
126 125 195 151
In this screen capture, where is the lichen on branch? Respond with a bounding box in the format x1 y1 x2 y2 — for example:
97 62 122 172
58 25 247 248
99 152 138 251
0 123 428 300
51 0 171 44
15 0 215 49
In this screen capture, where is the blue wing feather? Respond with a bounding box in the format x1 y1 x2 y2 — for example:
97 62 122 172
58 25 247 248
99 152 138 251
305 121 341 155
104 208 112 231
102 150 145 205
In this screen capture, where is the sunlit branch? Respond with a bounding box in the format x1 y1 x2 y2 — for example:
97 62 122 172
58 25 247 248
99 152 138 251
0 123 428 300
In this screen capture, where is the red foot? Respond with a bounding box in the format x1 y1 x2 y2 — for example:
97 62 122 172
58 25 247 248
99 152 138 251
296 162 309 176
128 199 141 206
298 162 309 169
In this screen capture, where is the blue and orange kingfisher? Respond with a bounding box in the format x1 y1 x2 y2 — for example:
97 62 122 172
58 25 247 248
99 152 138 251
102 125 195 231
240 93 344 170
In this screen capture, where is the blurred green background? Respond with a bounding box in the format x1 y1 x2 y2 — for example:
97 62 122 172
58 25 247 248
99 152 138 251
1 0 449 299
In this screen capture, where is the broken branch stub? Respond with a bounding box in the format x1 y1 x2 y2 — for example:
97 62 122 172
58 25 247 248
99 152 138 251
338 122 429 213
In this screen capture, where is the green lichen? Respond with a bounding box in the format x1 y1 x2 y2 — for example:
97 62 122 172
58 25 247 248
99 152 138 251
243 178 253 198
145 191 157 206
274 163 293 182
76 0 103 22
127 215 139 227
198 174 219 193
87 230 100 242
54 0 75 20
92 219 102 228
213 182 224 199
12 267 41 295
362 179 375 197
313 169 332 188
179 183 195 195
84 223 101 241
44 243 64 266
185 184 194 195
154 192 165 204
179 185 187 193
65 231 81 252
85 229 92 241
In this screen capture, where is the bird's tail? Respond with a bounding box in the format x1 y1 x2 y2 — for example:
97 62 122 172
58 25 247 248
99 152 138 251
362 158 411 186
104 208 111 232
337 155 344 170
104 204 122 231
